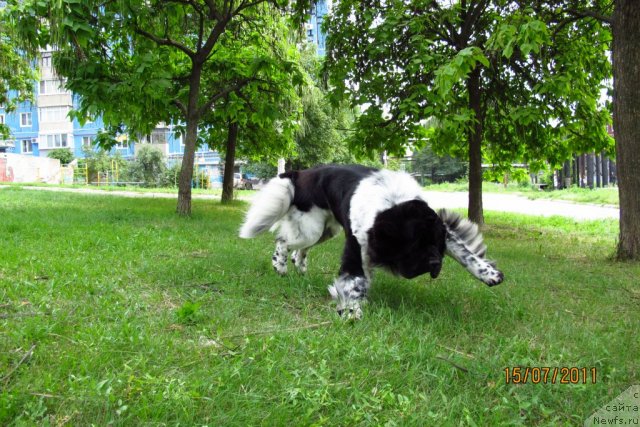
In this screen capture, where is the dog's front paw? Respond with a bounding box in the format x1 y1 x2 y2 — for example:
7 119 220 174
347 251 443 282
272 256 288 275
337 300 363 320
480 266 504 286
328 275 368 320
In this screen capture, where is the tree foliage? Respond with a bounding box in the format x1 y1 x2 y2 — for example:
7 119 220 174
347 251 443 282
411 144 467 185
286 44 358 170
194 10 306 202
324 0 613 223
7 0 311 213
128 145 167 187
0 10 38 139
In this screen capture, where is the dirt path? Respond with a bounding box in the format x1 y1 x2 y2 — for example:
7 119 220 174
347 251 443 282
423 191 618 220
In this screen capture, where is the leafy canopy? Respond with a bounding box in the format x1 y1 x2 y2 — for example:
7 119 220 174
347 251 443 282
6 0 309 144
0 10 38 138
324 0 613 170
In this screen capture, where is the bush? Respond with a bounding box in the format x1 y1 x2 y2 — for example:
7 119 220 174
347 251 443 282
158 163 211 189
128 145 167 187
79 148 128 184
47 148 74 165
161 163 182 188
243 162 277 180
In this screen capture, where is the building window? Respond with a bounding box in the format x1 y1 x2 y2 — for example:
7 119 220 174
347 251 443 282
115 141 129 149
0 114 5 125
20 113 32 127
21 139 34 153
39 106 70 123
40 54 52 69
82 136 93 147
44 134 68 148
151 130 167 145
39 79 66 95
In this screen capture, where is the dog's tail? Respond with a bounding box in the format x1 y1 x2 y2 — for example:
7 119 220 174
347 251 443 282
438 209 504 286
239 176 294 238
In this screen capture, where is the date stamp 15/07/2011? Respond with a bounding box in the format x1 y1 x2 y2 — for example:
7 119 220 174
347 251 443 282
504 367 597 385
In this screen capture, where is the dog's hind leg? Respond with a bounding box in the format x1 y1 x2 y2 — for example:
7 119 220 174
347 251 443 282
272 238 289 275
291 248 308 274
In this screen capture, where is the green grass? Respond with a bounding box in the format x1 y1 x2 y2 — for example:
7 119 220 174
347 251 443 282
0 181 256 199
1 188 638 425
425 181 620 206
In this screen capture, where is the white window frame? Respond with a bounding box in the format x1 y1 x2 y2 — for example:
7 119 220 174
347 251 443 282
82 136 93 147
39 106 70 123
20 112 32 127
40 54 52 69
39 79 67 95
43 133 69 148
151 130 167 145
115 141 130 149
21 139 35 153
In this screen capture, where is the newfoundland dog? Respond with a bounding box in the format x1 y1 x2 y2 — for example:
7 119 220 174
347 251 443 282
239 165 503 319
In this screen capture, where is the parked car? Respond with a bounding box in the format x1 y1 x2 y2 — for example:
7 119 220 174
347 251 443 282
233 173 253 190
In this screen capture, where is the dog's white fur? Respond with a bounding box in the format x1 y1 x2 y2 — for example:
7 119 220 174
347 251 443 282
350 169 427 248
240 169 503 318
239 177 294 239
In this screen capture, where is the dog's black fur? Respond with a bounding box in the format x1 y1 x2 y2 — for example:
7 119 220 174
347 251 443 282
239 165 503 318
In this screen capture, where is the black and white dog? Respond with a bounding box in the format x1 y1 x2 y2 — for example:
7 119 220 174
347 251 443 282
239 165 503 318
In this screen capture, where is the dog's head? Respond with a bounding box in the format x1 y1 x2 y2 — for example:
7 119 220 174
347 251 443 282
367 199 447 279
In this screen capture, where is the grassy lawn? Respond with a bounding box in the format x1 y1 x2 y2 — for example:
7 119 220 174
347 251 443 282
425 182 620 206
1 188 638 425
0 181 256 198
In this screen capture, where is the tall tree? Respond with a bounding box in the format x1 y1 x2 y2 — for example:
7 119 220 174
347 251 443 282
324 0 612 224
288 45 357 170
198 13 305 203
8 0 310 215
612 0 640 259
0 10 37 139
537 0 640 259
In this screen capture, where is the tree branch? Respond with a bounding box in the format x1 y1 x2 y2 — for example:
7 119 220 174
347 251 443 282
234 0 268 14
134 26 196 58
196 18 230 63
567 8 613 24
173 99 187 115
198 77 253 116
460 0 490 45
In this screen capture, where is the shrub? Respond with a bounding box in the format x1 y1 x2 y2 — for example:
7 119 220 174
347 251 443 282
128 145 167 187
47 148 74 165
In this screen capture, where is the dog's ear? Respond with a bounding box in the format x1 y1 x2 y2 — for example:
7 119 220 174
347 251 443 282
371 217 400 243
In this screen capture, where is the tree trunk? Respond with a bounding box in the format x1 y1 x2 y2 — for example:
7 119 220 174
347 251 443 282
177 117 199 215
467 68 484 225
221 121 238 203
176 64 203 216
579 154 586 187
614 0 640 260
595 153 602 188
601 152 609 187
609 159 617 185
563 159 571 188
586 152 595 189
